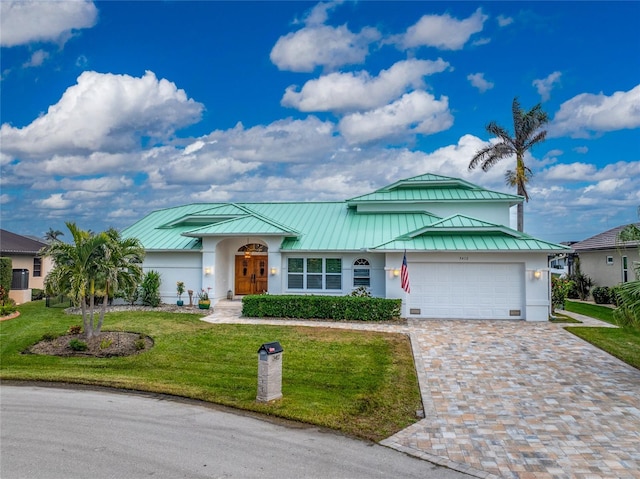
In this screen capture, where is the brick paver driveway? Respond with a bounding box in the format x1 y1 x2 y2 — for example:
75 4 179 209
205 303 640 479
383 319 640 479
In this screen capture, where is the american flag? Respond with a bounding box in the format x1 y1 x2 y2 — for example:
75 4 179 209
401 252 410 293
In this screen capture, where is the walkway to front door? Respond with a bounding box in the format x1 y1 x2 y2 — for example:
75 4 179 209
234 256 268 295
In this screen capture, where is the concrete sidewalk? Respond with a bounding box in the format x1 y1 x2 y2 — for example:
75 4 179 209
203 301 640 478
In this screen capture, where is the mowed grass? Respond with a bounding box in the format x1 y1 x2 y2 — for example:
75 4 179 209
563 300 640 370
565 300 615 324
0 301 422 441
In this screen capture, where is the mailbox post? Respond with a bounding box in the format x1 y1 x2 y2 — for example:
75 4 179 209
257 341 283 402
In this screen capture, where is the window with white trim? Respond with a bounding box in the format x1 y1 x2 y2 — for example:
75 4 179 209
606 256 614 265
287 258 342 290
353 258 370 287
622 256 629 282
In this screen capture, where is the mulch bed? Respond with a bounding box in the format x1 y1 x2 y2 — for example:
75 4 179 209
27 331 154 358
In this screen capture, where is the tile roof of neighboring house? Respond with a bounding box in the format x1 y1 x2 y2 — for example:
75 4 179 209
0 229 48 254
122 173 567 253
572 223 640 251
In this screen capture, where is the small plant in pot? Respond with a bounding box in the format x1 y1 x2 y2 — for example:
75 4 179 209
197 288 211 309
176 281 185 306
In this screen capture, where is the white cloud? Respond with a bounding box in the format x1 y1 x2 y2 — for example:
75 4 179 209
573 146 589 154
400 8 488 50
270 23 380 72
338 91 453 144
532 71 562 102
22 49 50 68
542 162 597 181
467 72 494 93
549 84 640 138
497 15 514 27
36 193 72 210
0 194 10 205
0 0 98 47
0 70 204 157
281 58 450 112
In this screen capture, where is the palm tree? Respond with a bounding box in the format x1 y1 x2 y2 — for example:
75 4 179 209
42 223 145 339
614 224 640 328
44 227 64 242
469 97 549 232
94 228 145 332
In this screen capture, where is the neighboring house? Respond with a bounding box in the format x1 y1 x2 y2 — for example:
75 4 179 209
0 229 53 304
570 223 640 289
122 173 569 321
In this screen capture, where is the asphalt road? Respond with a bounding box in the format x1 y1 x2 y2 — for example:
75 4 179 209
0 385 473 479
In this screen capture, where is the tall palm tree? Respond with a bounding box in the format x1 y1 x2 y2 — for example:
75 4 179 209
42 223 145 339
469 97 549 232
44 227 64 242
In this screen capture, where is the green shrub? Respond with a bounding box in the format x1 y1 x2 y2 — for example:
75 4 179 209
350 286 372 297
592 286 612 304
0 257 12 302
134 339 146 350
242 295 401 321
551 276 572 311
31 289 45 301
99 338 113 349
0 298 17 316
140 270 161 307
69 339 88 351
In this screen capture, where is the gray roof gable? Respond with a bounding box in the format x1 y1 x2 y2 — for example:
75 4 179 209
572 223 640 251
0 229 48 254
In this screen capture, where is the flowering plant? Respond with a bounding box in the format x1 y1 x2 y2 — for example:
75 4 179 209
197 288 211 301
176 281 185 299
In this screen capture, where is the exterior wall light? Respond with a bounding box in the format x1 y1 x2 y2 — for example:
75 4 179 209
270 267 277 276
393 269 400 277
204 267 212 276
533 270 542 280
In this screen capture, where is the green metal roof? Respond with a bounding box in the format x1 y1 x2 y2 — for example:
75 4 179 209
373 215 571 252
183 214 299 237
121 173 566 253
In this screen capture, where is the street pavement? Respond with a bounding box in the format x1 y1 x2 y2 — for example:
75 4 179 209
0 385 473 479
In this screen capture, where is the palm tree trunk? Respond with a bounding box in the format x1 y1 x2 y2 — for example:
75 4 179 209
517 202 524 232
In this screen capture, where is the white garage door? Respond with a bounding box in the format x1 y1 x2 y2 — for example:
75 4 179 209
406 262 525 319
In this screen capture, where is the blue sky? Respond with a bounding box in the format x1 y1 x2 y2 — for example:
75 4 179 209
1 1 639 244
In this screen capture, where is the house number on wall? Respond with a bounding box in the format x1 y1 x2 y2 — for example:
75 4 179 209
459 256 469 261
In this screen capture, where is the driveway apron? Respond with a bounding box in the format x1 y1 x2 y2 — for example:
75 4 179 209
204 303 640 478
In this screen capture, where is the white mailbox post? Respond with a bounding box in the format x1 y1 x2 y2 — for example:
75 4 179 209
256 341 283 402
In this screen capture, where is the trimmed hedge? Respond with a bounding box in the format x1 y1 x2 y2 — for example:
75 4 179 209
592 286 612 305
242 294 402 321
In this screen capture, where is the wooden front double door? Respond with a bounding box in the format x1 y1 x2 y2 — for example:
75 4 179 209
235 256 268 295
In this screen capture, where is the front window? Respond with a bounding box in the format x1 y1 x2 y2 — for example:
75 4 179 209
353 258 370 287
33 257 42 277
287 258 342 290
622 256 629 282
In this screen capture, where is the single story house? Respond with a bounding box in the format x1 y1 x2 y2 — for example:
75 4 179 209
122 173 570 321
0 229 53 304
570 223 640 289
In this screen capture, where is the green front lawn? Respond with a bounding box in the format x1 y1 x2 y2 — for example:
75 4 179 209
564 300 640 369
565 326 640 369
0 301 421 442
565 300 615 324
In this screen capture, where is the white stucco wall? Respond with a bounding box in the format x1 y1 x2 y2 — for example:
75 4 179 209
143 251 201 305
